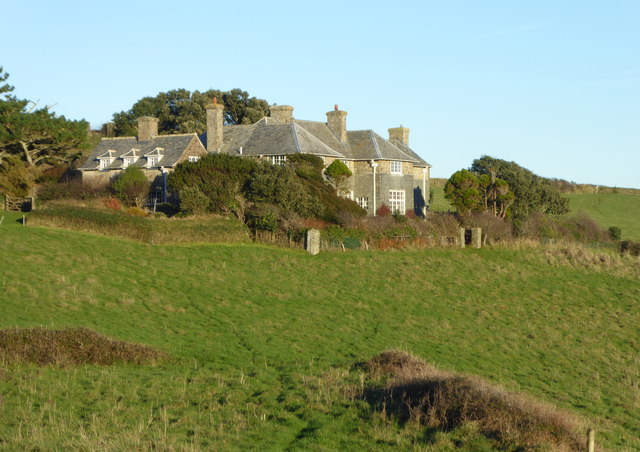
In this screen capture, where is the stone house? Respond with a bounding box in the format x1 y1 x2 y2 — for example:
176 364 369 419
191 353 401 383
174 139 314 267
203 102 431 215
80 102 431 214
78 117 208 201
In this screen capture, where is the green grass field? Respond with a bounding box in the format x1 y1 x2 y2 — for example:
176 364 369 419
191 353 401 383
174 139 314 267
1 217 639 450
429 186 455 213
568 193 640 241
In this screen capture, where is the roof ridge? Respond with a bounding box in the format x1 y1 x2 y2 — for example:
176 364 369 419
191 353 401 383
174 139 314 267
291 123 302 153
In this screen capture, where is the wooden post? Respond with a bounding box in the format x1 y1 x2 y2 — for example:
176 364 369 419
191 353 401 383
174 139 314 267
22 215 25 226
587 428 595 452
459 227 465 248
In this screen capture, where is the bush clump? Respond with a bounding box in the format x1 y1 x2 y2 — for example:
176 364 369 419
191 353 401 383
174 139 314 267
362 350 583 451
0 327 163 366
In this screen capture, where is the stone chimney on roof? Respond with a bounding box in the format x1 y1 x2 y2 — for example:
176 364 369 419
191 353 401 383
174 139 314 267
326 105 347 143
206 98 224 151
388 126 410 146
269 105 294 123
137 116 158 141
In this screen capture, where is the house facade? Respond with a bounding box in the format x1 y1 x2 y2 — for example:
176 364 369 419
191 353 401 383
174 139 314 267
203 102 431 215
78 117 208 201
79 102 431 215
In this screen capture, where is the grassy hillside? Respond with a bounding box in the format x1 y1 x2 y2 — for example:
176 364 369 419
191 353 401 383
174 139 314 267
429 186 455 213
1 219 639 450
568 193 640 241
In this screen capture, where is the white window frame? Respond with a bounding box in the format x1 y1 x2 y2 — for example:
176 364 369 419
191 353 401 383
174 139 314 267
99 158 112 169
356 197 369 210
122 157 136 168
188 155 200 163
390 161 403 175
389 190 405 213
271 155 287 166
147 156 160 167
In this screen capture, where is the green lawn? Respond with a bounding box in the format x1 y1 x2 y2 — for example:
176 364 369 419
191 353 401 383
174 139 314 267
567 193 640 241
0 222 639 450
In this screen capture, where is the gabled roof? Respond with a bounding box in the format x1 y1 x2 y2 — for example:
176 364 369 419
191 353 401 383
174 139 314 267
79 134 204 171
201 118 429 166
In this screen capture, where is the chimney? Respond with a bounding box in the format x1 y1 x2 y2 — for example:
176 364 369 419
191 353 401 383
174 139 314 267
206 98 224 151
137 116 158 141
326 105 347 142
388 126 410 146
269 105 294 123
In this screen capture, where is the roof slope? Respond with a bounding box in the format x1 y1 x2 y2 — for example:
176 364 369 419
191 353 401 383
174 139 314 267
79 134 202 170
202 119 428 165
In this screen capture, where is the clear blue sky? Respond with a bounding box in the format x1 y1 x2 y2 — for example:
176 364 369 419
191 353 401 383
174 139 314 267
4 0 639 188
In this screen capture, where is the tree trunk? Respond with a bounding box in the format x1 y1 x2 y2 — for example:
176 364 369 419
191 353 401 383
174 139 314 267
19 141 34 167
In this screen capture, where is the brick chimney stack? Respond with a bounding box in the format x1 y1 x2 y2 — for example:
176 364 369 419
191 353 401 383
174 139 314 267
206 98 224 151
388 126 410 146
326 105 347 142
269 105 294 123
137 116 158 141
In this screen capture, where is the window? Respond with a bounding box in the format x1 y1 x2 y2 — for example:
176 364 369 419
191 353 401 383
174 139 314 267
147 156 159 167
271 155 287 166
188 156 200 163
342 191 353 200
390 161 402 175
98 158 113 169
389 190 405 213
122 157 136 168
356 197 369 210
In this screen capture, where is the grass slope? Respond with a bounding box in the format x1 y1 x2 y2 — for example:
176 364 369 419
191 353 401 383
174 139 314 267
568 193 640 241
0 220 639 450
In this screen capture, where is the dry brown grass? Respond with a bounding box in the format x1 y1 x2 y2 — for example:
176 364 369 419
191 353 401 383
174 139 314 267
363 350 587 451
0 327 163 366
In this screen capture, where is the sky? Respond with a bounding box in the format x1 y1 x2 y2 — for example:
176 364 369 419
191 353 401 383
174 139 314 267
3 0 639 188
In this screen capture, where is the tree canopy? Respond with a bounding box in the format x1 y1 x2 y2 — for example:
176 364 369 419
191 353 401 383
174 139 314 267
0 67 89 195
445 156 567 220
470 156 568 219
323 159 352 194
112 89 270 137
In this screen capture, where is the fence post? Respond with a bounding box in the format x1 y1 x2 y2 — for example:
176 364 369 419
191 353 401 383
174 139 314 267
587 428 595 452
305 229 321 255
459 227 465 248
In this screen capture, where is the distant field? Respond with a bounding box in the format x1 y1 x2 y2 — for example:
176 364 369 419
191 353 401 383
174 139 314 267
567 193 640 241
0 219 638 450
429 186 455 213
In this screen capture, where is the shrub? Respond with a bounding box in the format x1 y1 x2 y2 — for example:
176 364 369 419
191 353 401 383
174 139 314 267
124 206 148 217
620 240 640 257
37 180 109 201
178 185 210 215
363 351 582 451
247 162 321 218
0 155 35 197
376 203 391 217
101 197 122 211
111 167 150 208
0 327 162 366
609 226 622 241
324 159 352 193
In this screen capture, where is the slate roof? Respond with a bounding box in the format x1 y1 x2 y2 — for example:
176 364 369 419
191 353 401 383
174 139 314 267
79 134 202 171
201 119 430 167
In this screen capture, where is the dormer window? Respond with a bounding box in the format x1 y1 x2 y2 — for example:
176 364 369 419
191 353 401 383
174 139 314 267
145 148 164 168
97 150 116 170
188 156 200 163
121 149 140 169
391 161 403 175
